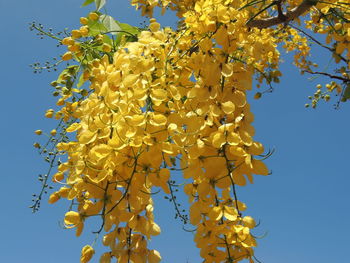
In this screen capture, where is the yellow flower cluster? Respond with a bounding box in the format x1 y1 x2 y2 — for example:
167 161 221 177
301 0 350 105
43 0 350 262
303 1 350 61
61 12 100 61
49 9 272 261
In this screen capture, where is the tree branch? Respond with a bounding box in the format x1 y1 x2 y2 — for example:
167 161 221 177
304 70 350 82
247 0 319 29
289 24 349 63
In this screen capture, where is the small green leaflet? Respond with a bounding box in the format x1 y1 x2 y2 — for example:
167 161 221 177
343 85 350 100
82 0 106 10
114 21 140 45
77 73 86 88
82 0 94 7
87 20 107 36
100 15 121 35
102 34 113 46
117 22 141 36
95 0 106 11
57 65 79 83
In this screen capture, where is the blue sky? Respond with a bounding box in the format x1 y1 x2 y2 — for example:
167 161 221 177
1 0 349 262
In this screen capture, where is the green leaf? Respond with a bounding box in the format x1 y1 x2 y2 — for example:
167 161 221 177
57 65 79 83
67 65 79 74
100 15 121 35
343 85 350 100
103 35 113 46
57 69 68 83
117 22 140 36
57 68 71 84
114 22 140 45
114 34 123 47
77 73 86 88
95 0 106 11
88 20 107 36
82 0 94 7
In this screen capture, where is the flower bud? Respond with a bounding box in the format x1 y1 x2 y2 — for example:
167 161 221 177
254 92 262 99
48 192 60 204
79 26 89 37
45 109 54 118
50 129 57 136
62 52 73 61
80 17 89 25
102 43 112 52
62 37 74 46
35 130 42 135
33 142 41 148
88 12 99 21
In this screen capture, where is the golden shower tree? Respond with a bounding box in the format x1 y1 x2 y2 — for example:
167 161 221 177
31 0 350 262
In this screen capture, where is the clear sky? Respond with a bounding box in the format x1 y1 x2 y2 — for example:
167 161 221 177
1 1 349 262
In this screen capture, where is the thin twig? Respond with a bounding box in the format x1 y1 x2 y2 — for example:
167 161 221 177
247 0 319 29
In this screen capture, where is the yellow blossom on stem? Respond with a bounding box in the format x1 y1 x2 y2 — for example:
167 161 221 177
80 245 94 263
40 0 350 262
34 130 42 135
88 12 99 21
62 51 73 61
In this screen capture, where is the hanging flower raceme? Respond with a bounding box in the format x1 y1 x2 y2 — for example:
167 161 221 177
31 0 350 262
37 0 313 262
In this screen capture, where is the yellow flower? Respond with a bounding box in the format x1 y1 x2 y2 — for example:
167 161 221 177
208 206 223 221
80 245 94 263
99 252 111 263
148 249 161 263
69 43 81 53
148 168 170 194
243 216 256 229
78 129 97 144
52 172 64 182
149 20 160 32
64 211 81 228
45 109 54 118
48 192 60 204
79 26 89 37
102 43 112 52
252 159 269 175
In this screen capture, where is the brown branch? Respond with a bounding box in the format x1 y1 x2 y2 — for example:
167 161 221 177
304 70 350 82
277 0 287 21
247 0 319 29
